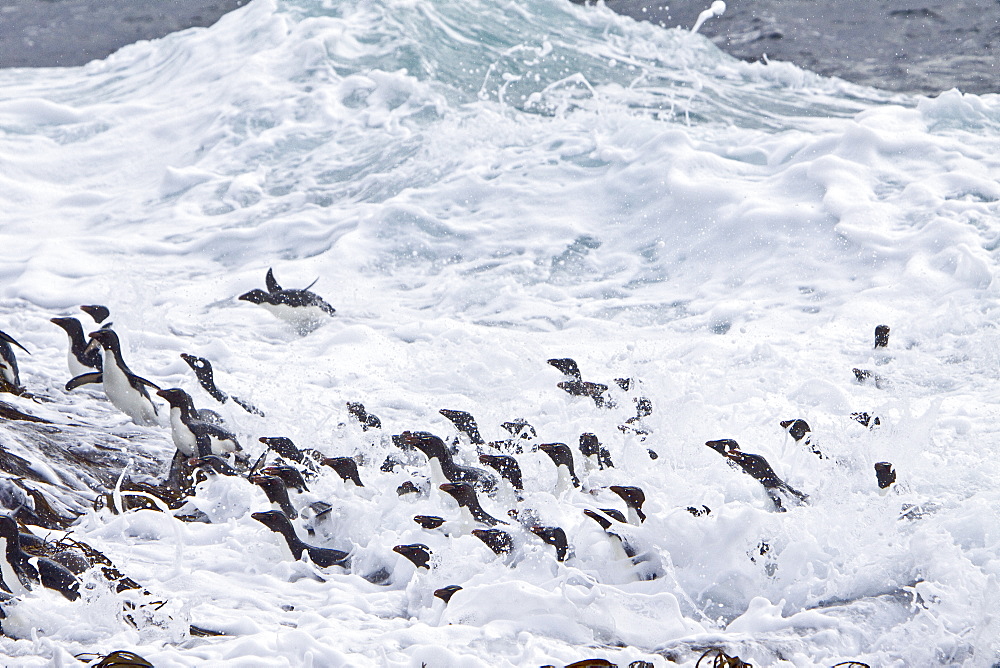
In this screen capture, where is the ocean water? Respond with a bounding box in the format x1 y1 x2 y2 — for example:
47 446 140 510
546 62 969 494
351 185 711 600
1 0 1000 665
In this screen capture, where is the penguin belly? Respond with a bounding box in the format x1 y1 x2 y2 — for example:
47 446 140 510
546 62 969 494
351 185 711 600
102 354 157 426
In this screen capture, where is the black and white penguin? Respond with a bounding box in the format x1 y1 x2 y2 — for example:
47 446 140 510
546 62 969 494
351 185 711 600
472 528 514 556
250 474 298 519
530 525 569 562
0 329 29 394
547 357 612 408
874 325 890 349
69 329 160 426
238 268 336 334
439 409 486 447
706 440 808 512
50 317 103 379
434 584 462 603
251 510 350 568
321 457 364 487
439 482 508 528
262 466 309 494
393 543 431 570
346 402 381 431
780 419 823 458
478 454 523 499
538 443 581 493
0 515 80 601
608 485 646 524
578 433 614 470
180 353 264 417
402 432 497 494
875 462 896 494
156 388 242 459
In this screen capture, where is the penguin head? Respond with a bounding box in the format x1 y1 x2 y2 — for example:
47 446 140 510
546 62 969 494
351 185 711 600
779 419 811 442
80 304 110 324
87 328 120 351
251 509 294 535
157 388 195 411
705 439 739 455
434 585 462 603
401 432 449 460
439 482 476 507
180 353 213 375
50 317 83 337
238 289 273 305
530 525 569 561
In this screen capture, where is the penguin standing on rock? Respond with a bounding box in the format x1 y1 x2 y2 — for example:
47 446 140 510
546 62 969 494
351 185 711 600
70 329 160 426
0 330 29 395
238 268 336 334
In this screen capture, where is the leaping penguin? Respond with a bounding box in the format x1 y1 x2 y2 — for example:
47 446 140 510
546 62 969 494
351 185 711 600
0 329 29 395
50 317 102 379
69 329 160 426
180 353 264 417
238 267 336 334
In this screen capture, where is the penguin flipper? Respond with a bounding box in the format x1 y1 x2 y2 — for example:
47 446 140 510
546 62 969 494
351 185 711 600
303 277 320 292
132 375 162 392
0 331 29 355
265 268 282 293
66 372 102 391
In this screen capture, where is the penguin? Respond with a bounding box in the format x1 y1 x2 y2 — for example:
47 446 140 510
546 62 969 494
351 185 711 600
852 411 881 428
434 585 462 603
874 325 890 349
478 454 523 496
180 353 264 417
780 419 823 458
413 515 446 531
608 485 647 524
578 433 614 470
498 418 536 453
439 409 486 447
70 329 159 426
321 457 364 487
530 525 569 562
538 443 581 492
156 388 242 459
392 544 431 570
261 466 310 494
584 509 637 560
0 515 80 601
547 358 612 408
250 474 298 519
50 317 103 379
238 268 336 334
346 402 381 431
875 462 896 493
705 440 808 512
401 432 497 493
79 304 111 324
853 368 889 390
472 528 514 556
0 329 29 394
251 510 350 568
439 482 508 528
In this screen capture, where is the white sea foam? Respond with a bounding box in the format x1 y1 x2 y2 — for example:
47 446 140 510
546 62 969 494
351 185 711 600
1 0 999 665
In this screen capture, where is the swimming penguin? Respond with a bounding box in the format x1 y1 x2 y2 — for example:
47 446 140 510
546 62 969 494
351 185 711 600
401 432 497 493
874 325 890 349
434 585 462 603
875 462 896 493
156 388 242 459
0 515 80 601
608 485 646 524
70 329 160 426
346 402 381 431
578 433 614 470
238 268 336 334
547 358 612 408
853 368 889 390
321 457 364 487
706 440 808 512
180 353 264 417
530 525 569 562
393 544 431 570
439 409 486 447
261 466 310 494
538 443 581 492
50 317 103 380
584 509 637 559
478 454 523 495
0 329 29 395
472 528 514 556
440 482 508 528
250 474 298 519
499 418 536 453
251 510 350 568
780 419 823 458
413 515 446 531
